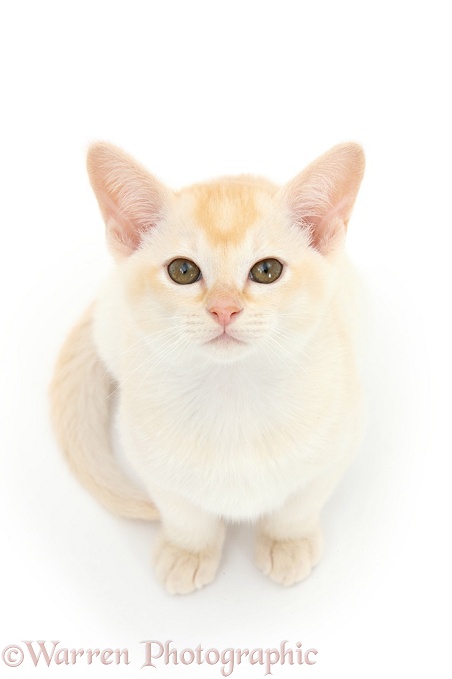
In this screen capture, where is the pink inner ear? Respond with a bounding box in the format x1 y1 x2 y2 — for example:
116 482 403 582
99 181 164 258
87 142 167 259
284 143 365 255
307 194 352 252
101 192 144 256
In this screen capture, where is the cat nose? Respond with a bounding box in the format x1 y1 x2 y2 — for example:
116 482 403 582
208 303 242 327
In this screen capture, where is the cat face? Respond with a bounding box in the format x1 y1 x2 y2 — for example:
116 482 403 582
87 142 364 364
121 181 333 364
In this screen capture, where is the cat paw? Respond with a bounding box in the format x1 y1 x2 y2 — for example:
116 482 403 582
254 529 323 586
153 536 222 595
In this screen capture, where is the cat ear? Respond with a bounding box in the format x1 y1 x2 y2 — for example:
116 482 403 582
281 143 365 254
86 142 169 258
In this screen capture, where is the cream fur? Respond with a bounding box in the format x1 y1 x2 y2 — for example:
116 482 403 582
50 142 366 593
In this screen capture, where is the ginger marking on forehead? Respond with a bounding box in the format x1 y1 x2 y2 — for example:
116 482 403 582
192 182 261 244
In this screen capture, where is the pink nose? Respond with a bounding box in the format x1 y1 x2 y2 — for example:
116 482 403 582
208 303 242 327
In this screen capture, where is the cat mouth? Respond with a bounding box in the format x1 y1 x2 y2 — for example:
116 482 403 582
206 331 245 346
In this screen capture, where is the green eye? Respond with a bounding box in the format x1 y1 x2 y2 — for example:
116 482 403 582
249 258 283 284
168 258 202 285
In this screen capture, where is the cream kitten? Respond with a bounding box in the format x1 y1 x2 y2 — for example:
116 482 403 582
50 142 366 594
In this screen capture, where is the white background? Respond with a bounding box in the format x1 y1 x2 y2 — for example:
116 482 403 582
1 1 450 677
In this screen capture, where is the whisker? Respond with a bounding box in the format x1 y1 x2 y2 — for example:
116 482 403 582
106 330 186 398
264 335 308 374
155 336 192 393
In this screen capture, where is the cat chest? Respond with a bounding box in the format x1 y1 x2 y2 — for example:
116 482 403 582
120 385 320 519
126 376 303 455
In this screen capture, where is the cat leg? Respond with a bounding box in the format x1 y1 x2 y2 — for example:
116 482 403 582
149 486 225 595
255 473 340 586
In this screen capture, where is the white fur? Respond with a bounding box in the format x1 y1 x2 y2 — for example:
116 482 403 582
51 142 366 593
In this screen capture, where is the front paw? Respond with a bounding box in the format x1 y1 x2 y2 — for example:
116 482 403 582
255 529 323 586
153 534 222 595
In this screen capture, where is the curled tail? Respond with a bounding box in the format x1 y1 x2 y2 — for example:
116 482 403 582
50 306 159 521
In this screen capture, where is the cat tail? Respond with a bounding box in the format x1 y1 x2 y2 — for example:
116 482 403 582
49 305 159 521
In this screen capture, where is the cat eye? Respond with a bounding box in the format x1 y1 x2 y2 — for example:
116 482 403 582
167 258 202 285
249 258 283 284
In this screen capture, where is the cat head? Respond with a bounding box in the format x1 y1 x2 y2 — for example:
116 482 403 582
87 142 365 365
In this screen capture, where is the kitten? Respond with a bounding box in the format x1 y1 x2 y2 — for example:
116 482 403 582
50 142 366 594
